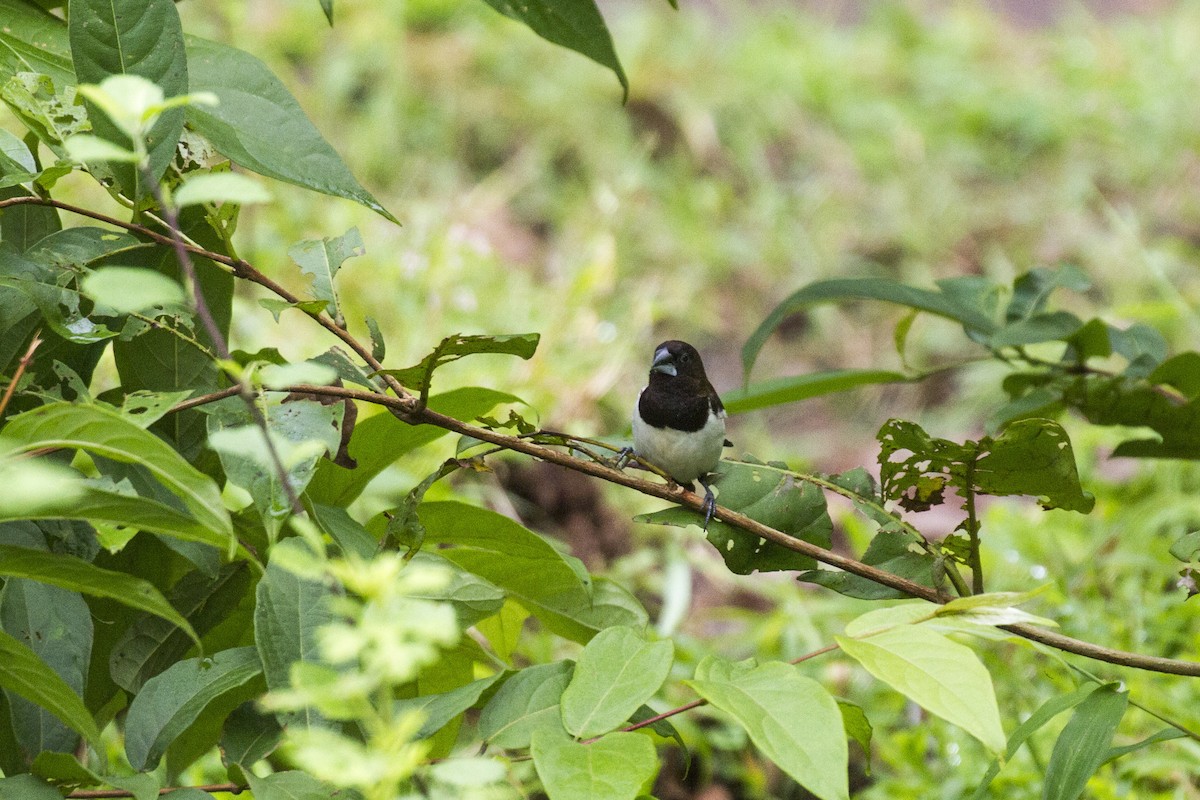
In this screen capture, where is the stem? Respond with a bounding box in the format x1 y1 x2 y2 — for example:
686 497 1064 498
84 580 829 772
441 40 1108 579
0 332 42 417
142 174 303 515
68 784 245 798
964 449 984 595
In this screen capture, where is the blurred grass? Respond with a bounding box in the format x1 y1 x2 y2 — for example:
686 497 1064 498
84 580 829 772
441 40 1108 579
16 0 1200 793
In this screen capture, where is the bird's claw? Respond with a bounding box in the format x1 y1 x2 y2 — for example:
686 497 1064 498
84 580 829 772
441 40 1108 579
614 447 634 471
700 479 717 532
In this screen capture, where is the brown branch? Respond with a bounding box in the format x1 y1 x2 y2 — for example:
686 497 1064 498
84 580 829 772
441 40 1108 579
68 783 244 798
0 332 42 417
175 383 1200 678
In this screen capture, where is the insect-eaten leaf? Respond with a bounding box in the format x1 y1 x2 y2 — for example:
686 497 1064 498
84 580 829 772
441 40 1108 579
638 458 832 575
878 418 1093 516
374 333 540 399
288 227 363 322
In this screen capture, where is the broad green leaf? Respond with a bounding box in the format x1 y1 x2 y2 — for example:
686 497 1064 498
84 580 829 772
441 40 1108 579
838 699 872 763
307 387 520 506
1042 684 1128 800
254 539 337 729
244 770 334 800
68 0 188 194
638 458 832 575
62 133 140 164
989 311 1084 349
936 589 1057 628
1 402 232 540
219 702 282 769
408 551 506 628
418 501 645 643
0 455 86 517
479 0 628 99
1103 727 1187 762
374 332 540 398
184 36 397 223
531 730 656 800
970 682 1101 799
0 774 63 800
81 267 185 314
474 598 529 661
687 657 848 800
1170 530 1200 563
124 646 263 771
843 601 937 637
1064 373 1200 459
0 628 100 746
110 563 251 693
479 660 573 749
744 277 999 379
1149 352 1200 400
395 672 507 739
1005 267 1091 322
836 625 1005 754
0 480 239 554
174 172 271 208
0 2 73 86
0 578 92 758
799 529 940 600
561 626 673 738
723 369 910 414
0 545 197 644
288 228 363 321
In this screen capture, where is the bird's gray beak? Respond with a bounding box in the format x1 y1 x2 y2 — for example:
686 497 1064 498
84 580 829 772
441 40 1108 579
651 348 677 377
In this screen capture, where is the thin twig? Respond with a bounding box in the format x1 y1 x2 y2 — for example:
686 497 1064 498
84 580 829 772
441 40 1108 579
0 332 42 417
143 174 302 515
68 783 244 798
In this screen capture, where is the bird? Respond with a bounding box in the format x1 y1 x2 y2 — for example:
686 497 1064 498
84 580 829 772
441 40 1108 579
628 340 729 529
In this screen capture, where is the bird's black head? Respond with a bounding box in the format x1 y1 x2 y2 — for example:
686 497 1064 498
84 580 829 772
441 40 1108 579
648 340 710 384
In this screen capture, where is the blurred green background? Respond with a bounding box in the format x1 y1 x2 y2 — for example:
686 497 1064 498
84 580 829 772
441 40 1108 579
149 0 1200 793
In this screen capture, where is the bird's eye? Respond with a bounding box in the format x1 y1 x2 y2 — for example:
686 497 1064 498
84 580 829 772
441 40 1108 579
679 352 691 363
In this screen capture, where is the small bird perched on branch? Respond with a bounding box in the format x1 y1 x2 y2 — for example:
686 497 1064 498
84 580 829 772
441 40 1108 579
629 340 729 529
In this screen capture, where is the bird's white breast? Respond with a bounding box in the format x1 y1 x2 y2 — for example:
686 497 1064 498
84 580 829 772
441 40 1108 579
632 392 726 484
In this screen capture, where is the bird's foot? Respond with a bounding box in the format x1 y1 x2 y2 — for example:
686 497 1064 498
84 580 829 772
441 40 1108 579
699 478 717 532
614 447 634 471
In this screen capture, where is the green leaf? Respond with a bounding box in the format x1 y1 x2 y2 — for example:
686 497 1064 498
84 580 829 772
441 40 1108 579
409 551 506 628
561 626 673 738
0 774 63 800
110 563 251 694
395 672 507 739
0 2 73 87
1064 372 1200 459
837 699 872 764
0 628 100 746
254 539 337 729
0 545 198 645
1005 267 1090 322
531 730 656 800
970 682 1101 799
1 402 233 540
307 386 521 506
1042 684 1128 800
799 528 941 600
219 701 282 769
374 332 540 398
185 36 397 223
288 228 363 321
836 625 1005 754
418 501 645 643
479 660 573 749
243 770 336 800
81 267 185 314
174 172 271 208
687 657 848 800
123 646 263 771
723 369 910 414
638 458 832 575
878 418 1093 514
0 577 92 758
989 311 1085 348
744 277 999 379
69 0 188 195
31 752 162 800
478 0 628 99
